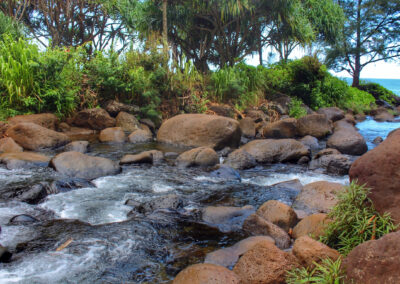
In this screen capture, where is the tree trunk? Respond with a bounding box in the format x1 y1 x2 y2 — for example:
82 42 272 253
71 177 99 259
352 0 362 87
162 0 169 58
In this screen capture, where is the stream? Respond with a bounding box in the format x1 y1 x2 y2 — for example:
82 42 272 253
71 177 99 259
0 118 398 283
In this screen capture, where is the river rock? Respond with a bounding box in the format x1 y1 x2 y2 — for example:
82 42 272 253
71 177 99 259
6 123 70 151
299 135 319 151
64 141 89 153
9 214 39 224
157 114 241 150
62 126 97 141
239 117 256 138
0 137 23 153
173 263 240 284
240 139 309 164
209 165 241 181
104 100 139 117
202 205 255 233
317 107 345 122
327 121 367 155
262 118 298 138
292 213 330 239
205 236 275 268
58 122 71 132
374 110 395 122
115 111 141 132
245 109 267 122
293 181 344 214
0 152 50 169
8 113 58 130
344 113 356 125
343 231 400 284
72 108 116 130
17 183 48 204
309 154 352 175
176 147 219 168
372 136 383 144
349 128 400 224
120 150 163 165
243 213 291 249
0 246 12 263
224 149 257 170
50 151 121 180
293 236 340 268
99 127 126 143
256 200 298 232
297 114 333 138
354 113 367 122
233 242 299 284
136 194 184 214
128 129 153 143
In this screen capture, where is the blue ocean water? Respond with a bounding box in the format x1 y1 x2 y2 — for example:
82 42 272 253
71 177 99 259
343 77 400 96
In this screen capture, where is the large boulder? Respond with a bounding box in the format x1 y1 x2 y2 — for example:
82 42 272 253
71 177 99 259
240 139 309 164
292 181 345 214
223 149 257 170
50 151 121 180
6 123 70 151
205 236 275 268
297 114 333 138
309 152 352 175
344 231 400 284
233 242 299 284
128 129 153 143
115 111 141 132
157 114 241 150
176 147 219 168
327 121 367 155
173 263 240 284
0 152 50 169
239 117 256 138
256 200 298 232
349 128 400 224
8 113 58 130
317 107 345 122
64 141 89 153
104 100 139 117
120 150 164 165
72 108 116 130
0 138 23 153
299 135 319 151
292 213 330 239
99 127 126 143
262 118 298 139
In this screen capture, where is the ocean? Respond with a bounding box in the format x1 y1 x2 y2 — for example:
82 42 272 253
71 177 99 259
343 78 400 96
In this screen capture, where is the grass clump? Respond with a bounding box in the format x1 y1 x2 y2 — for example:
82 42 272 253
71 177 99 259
289 98 308 118
320 181 397 256
286 258 345 284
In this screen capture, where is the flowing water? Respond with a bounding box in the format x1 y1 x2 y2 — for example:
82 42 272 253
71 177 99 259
0 118 398 283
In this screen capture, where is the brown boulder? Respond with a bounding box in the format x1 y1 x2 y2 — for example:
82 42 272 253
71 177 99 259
72 108 116 130
173 263 240 284
6 123 70 151
8 113 58 130
327 121 367 155
309 154 352 175
176 147 219 168
99 127 126 143
374 110 395 122
297 114 333 138
349 128 400 224
245 109 267 122
233 242 299 284
128 129 153 143
64 141 89 153
314 148 341 159
256 200 298 232
292 213 330 239
104 100 139 117
115 112 141 132
317 107 345 122
157 114 241 150
262 118 298 139
224 148 257 170
293 236 340 268
120 150 164 165
240 139 309 163
0 152 50 169
299 135 319 151
0 138 23 153
239 117 256 138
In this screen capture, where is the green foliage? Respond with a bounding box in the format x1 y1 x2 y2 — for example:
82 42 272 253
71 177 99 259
340 87 375 114
320 182 397 256
358 82 397 105
289 98 307 118
0 13 24 40
286 258 345 284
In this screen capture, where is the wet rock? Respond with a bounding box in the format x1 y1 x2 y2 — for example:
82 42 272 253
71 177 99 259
374 110 395 122
202 205 255 233
262 118 298 138
128 129 153 143
256 200 298 232
50 178 95 192
292 213 330 239
293 236 340 268
271 179 304 192
72 108 116 130
327 120 367 155
349 128 400 224
0 152 50 169
103 100 139 117
58 122 71 132
157 114 241 150
0 246 12 263
233 242 299 284
297 114 333 138
64 141 89 153
176 147 219 168
99 127 126 143
309 154 352 175
6 123 70 151
120 150 164 165
116 111 141 132
217 147 233 157
0 137 23 153
297 156 310 165
299 135 319 151
164 152 179 159
372 136 383 144
343 231 400 284
173 263 240 284
243 213 291 249
354 113 366 122
241 139 309 164
50 151 121 180
317 107 345 122
293 181 345 214
9 214 39 224
17 183 48 204
209 165 241 181
314 148 341 159
205 236 275 268
239 117 256 138
224 149 257 170
62 127 97 141
8 113 58 130
135 194 184 214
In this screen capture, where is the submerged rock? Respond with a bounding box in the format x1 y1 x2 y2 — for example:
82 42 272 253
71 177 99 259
9 214 39 224
0 152 50 169
0 246 12 263
120 150 164 165
209 165 241 181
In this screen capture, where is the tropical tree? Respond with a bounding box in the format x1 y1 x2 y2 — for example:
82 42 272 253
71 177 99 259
326 0 400 87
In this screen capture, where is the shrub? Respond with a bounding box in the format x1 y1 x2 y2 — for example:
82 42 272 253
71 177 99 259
340 87 375 114
358 82 397 104
0 13 24 40
289 98 308 118
320 181 397 256
286 258 344 284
